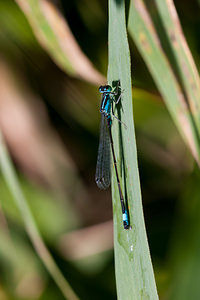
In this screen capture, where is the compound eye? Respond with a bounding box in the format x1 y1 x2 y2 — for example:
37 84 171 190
105 85 112 92
99 86 103 92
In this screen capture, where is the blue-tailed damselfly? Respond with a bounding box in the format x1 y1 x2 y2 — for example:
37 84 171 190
95 82 130 229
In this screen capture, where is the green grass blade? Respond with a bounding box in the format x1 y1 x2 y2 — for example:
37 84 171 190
154 0 200 135
108 0 158 299
0 132 79 300
128 0 200 164
15 0 105 85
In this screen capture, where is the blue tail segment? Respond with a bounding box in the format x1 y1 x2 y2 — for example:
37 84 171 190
123 209 129 230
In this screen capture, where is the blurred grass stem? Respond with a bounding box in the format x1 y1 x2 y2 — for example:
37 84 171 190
0 131 79 300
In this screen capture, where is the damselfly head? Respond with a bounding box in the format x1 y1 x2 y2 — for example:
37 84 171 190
99 85 112 93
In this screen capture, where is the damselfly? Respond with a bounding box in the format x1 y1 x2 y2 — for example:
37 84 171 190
95 82 130 229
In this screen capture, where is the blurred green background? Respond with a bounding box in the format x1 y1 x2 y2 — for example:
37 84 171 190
0 0 200 299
